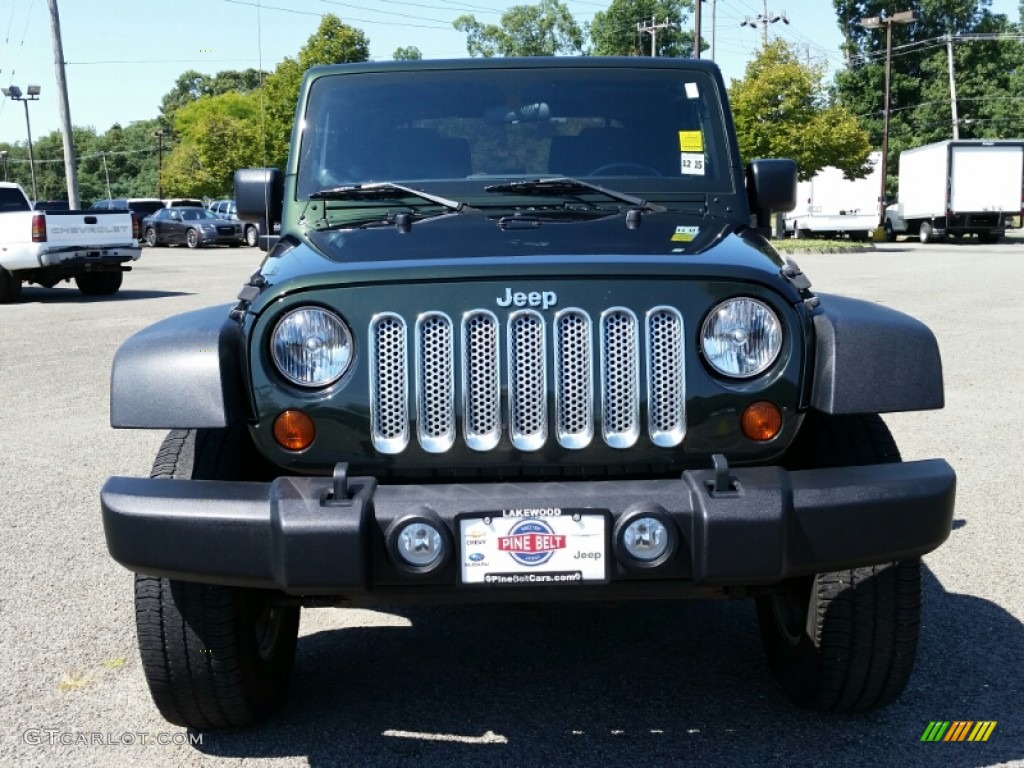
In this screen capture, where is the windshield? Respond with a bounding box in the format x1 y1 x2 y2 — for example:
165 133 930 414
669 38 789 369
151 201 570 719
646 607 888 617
181 208 218 221
295 66 732 201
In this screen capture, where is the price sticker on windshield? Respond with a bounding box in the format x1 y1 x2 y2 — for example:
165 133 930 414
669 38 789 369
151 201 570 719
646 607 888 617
678 131 703 153
679 153 706 176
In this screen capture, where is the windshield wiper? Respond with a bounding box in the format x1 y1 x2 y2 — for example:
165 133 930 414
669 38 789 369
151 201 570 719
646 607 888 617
483 177 666 213
309 182 467 212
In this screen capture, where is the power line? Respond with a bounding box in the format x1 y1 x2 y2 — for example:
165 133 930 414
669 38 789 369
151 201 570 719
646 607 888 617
739 1 788 47
634 17 675 57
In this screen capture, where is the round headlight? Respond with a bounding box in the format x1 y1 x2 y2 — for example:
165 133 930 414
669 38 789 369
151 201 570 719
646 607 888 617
271 307 353 387
701 298 782 378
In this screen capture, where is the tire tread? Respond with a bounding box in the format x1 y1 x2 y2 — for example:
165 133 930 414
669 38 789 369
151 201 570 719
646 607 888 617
135 427 298 729
761 412 921 713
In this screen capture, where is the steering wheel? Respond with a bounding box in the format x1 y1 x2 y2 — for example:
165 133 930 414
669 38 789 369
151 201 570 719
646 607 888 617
587 162 662 177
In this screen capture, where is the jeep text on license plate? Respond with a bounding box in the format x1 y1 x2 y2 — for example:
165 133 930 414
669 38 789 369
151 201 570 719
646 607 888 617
458 509 609 585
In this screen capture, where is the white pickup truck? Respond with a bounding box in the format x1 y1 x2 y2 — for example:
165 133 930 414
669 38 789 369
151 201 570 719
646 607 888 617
0 181 141 302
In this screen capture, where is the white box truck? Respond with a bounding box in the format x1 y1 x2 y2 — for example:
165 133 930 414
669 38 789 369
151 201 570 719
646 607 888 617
885 140 1023 243
785 151 881 239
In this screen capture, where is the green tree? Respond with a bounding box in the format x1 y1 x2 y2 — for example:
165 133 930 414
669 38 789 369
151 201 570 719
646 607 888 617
393 45 422 60
261 14 370 168
730 40 872 180
590 0 698 57
159 68 266 130
161 92 262 198
454 0 584 57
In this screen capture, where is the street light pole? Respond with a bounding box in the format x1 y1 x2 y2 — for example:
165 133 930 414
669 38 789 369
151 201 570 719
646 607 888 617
860 10 919 232
153 130 165 198
2 85 41 201
0 150 8 181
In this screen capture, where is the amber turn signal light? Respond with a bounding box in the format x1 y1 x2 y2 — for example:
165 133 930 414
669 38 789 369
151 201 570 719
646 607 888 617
741 401 782 441
273 410 316 451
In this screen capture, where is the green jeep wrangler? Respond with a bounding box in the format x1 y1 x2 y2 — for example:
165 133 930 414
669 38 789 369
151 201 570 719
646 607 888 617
101 57 955 728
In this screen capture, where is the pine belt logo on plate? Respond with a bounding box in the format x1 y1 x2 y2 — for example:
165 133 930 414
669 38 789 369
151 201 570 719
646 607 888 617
498 519 566 566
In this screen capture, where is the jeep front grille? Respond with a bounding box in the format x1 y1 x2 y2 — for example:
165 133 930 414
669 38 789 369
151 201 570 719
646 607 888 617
369 307 686 454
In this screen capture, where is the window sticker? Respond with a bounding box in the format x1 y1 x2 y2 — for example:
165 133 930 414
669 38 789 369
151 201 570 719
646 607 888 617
679 153 706 176
685 82 700 99
671 225 699 242
678 131 703 153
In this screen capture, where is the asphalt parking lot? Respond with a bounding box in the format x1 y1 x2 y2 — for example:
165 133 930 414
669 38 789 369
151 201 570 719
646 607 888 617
1 239 1022 768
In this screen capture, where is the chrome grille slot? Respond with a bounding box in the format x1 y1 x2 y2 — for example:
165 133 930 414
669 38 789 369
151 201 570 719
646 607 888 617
647 307 686 447
370 302 686 455
508 310 548 451
554 309 593 449
416 313 455 453
370 313 409 454
462 311 501 451
600 308 640 448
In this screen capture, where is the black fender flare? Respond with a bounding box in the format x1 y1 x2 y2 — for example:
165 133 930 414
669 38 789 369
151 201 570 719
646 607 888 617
810 293 944 414
110 304 249 428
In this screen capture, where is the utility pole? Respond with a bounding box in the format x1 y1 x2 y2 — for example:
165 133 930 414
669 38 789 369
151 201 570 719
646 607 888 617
48 0 79 209
637 18 678 57
694 0 702 59
711 0 717 60
946 35 959 139
741 1 789 47
861 10 919 232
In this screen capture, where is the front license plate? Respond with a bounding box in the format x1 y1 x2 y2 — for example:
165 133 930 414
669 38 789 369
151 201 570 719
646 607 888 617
458 509 608 586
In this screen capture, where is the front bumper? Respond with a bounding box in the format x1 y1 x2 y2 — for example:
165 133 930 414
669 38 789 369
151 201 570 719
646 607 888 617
101 459 955 601
198 230 244 246
40 247 141 267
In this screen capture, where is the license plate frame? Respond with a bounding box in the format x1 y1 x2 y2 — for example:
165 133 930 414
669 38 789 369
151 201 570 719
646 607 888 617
457 508 610 586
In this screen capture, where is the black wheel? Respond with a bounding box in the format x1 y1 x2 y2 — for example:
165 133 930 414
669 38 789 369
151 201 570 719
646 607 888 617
245 225 258 247
883 220 896 242
135 428 298 729
918 221 933 243
757 412 922 713
979 231 1000 244
75 271 123 296
145 227 157 247
186 228 200 249
0 267 22 303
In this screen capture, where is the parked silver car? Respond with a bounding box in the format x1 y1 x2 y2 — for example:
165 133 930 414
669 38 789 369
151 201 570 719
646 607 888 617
140 206 245 248
209 198 259 247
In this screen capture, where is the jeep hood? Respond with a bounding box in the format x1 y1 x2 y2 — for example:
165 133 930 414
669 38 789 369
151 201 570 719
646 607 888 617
250 211 799 314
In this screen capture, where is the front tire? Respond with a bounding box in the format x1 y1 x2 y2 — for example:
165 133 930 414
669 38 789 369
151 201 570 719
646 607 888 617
186 228 200 249
145 227 158 247
75 271 123 296
245 225 258 247
919 221 933 243
757 413 922 713
135 428 298 729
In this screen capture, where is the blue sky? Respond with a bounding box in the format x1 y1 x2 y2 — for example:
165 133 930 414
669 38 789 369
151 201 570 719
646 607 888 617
0 0 1019 142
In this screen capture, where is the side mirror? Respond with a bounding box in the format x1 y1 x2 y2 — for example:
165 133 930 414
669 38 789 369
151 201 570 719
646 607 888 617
746 159 797 233
235 168 283 251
